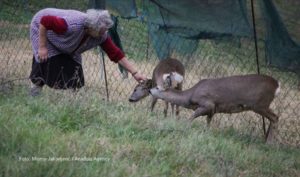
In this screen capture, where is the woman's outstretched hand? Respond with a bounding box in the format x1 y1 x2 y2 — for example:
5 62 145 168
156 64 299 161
133 72 147 82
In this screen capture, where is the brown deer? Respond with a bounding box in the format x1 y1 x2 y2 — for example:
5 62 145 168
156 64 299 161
150 74 280 144
129 58 185 117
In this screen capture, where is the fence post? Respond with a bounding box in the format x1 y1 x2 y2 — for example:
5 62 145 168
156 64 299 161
88 0 110 101
250 0 267 137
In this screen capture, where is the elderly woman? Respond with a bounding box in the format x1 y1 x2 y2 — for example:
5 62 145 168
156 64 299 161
29 8 146 96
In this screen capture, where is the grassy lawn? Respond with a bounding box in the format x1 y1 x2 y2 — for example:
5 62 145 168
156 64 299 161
0 87 299 177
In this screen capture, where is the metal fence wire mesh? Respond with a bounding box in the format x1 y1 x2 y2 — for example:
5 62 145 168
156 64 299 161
0 0 300 147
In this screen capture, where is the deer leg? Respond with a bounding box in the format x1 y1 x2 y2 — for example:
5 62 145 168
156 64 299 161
170 103 179 119
188 106 212 122
254 108 279 144
150 97 158 112
175 84 182 119
265 109 279 144
206 114 213 128
262 116 267 138
171 103 175 117
189 101 215 122
163 101 169 117
175 104 180 119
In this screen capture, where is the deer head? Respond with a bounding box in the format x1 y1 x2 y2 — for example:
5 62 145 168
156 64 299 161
128 79 153 102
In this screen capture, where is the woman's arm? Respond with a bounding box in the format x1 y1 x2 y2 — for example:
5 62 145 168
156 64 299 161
117 57 146 81
38 16 68 62
100 36 146 82
38 24 48 62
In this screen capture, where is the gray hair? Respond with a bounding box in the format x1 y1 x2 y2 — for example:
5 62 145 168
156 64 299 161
85 9 114 32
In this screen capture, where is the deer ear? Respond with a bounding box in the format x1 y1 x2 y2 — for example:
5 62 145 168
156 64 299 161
163 73 170 81
172 72 184 83
145 79 153 88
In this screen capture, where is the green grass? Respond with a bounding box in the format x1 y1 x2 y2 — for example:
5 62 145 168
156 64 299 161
0 87 299 177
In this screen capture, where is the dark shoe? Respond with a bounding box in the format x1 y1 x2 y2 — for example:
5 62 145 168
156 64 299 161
30 84 42 97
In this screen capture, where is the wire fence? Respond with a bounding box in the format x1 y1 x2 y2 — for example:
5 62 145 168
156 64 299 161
0 0 299 147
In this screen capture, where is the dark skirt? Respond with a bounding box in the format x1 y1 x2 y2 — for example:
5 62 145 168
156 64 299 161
29 54 84 89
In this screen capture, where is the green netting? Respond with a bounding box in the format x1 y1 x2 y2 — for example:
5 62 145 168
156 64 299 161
148 24 199 59
260 0 300 73
109 16 128 76
105 0 137 18
103 0 300 73
144 0 251 38
143 0 252 59
88 0 137 18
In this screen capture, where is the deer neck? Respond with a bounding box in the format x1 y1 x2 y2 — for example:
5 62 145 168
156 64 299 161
159 89 191 107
